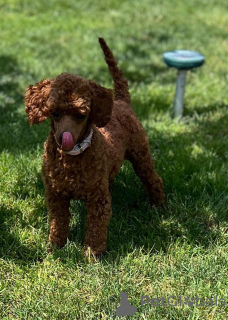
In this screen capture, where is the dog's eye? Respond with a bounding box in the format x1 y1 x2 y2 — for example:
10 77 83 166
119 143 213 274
52 112 61 119
77 114 86 121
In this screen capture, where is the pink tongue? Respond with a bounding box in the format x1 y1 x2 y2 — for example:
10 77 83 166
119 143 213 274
61 132 75 151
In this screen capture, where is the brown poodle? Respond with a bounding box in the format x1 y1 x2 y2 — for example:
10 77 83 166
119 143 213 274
25 38 165 256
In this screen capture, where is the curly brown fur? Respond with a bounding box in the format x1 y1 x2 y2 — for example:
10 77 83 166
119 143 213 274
25 38 165 256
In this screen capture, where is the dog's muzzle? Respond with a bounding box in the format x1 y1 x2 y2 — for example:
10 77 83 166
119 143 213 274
54 129 93 155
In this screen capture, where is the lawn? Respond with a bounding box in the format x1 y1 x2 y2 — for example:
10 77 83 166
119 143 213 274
0 0 228 319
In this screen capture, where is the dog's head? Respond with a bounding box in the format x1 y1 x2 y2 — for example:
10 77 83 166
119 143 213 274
25 73 113 151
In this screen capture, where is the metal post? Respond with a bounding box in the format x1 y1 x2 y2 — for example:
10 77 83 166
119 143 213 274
173 69 187 118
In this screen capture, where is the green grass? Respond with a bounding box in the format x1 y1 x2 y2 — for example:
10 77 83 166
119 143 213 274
0 0 228 319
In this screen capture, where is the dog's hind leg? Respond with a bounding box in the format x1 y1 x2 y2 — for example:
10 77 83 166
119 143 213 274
125 131 165 206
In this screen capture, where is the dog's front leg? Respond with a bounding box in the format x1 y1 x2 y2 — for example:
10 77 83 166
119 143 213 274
46 193 71 249
84 186 112 256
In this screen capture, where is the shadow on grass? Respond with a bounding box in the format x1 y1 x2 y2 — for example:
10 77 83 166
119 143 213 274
0 54 49 153
103 113 228 261
132 94 171 116
117 34 175 86
0 205 44 262
2 111 227 265
185 102 228 116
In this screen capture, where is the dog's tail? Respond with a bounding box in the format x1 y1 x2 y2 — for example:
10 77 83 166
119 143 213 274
99 38 131 104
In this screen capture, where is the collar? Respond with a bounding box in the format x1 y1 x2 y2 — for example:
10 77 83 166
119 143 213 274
55 129 93 156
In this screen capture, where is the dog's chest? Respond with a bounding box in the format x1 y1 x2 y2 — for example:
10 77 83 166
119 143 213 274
44 151 101 199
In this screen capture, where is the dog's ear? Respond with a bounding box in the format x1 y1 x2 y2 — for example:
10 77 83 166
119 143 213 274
25 79 53 125
88 80 113 128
